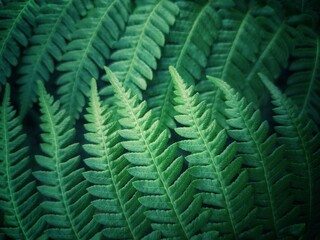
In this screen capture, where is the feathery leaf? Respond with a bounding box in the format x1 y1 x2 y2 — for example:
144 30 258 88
286 26 320 125
83 78 153 239
100 0 179 100
16 0 93 117
33 81 98 239
106 67 216 239
211 76 302 238
171 66 260 239
261 74 320 238
0 0 40 89
56 0 131 121
0 84 45 239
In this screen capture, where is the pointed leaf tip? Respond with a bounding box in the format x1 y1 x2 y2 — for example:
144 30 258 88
208 76 232 97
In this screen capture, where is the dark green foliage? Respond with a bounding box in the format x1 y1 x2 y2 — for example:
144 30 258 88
0 84 44 239
83 78 152 239
0 0 40 89
261 74 320 238
33 81 98 239
0 0 319 239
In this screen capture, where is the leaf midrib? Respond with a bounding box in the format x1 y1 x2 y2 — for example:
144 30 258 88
40 91 80 239
181 87 238 238
118 86 190 239
91 92 139 240
2 89 29 239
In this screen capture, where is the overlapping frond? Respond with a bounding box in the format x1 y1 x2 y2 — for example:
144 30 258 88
83 78 154 239
33 81 98 239
16 0 93 117
147 0 228 129
241 4 296 105
106 67 216 239
170 67 260 239
211 77 302 238
261 74 320 238
205 3 261 91
286 26 320 125
100 0 179 100
56 0 131 121
0 0 39 89
0 84 44 239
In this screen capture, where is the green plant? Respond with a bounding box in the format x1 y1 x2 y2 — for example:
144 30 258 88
0 0 319 239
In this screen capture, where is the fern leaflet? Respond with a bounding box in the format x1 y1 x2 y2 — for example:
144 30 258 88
83 78 155 239
33 81 98 239
57 0 131 121
147 1 226 129
170 67 260 239
211 76 302 238
261 74 320 238
286 26 320 125
0 0 39 89
106 67 216 239
100 0 178 100
16 0 93 117
0 84 44 239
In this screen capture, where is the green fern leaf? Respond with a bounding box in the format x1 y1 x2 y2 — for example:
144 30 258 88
0 0 40 89
286 26 320 125
147 0 227 129
170 66 261 239
205 4 261 90
0 84 45 239
16 0 93 117
261 74 320 238
0 85 45 239
106 66 217 239
83 78 154 239
56 0 131 121
241 4 296 105
100 0 179 100
211 76 302 238
33 81 98 239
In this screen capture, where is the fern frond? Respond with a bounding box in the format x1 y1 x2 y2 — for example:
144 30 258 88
211 77 302 238
100 0 179 100
106 67 216 239
0 84 45 239
286 26 320 125
147 1 227 129
83 78 154 239
0 0 39 88
170 67 260 239
205 4 261 91
241 5 296 104
56 0 131 121
261 74 320 238
33 81 98 239
16 0 94 117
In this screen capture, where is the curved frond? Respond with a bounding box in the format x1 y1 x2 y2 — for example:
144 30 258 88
33 81 98 239
286 26 320 125
0 0 39 88
241 4 296 104
100 0 179 100
106 67 216 239
205 4 261 91
16 0 93 117
0 84 45 239
211 76 302 238
147 0 226 128
261 74 320 238
170 67 260 239
83 78 153 239
56 0 131 121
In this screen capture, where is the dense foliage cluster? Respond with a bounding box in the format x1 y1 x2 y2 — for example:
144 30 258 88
0 0 319 239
